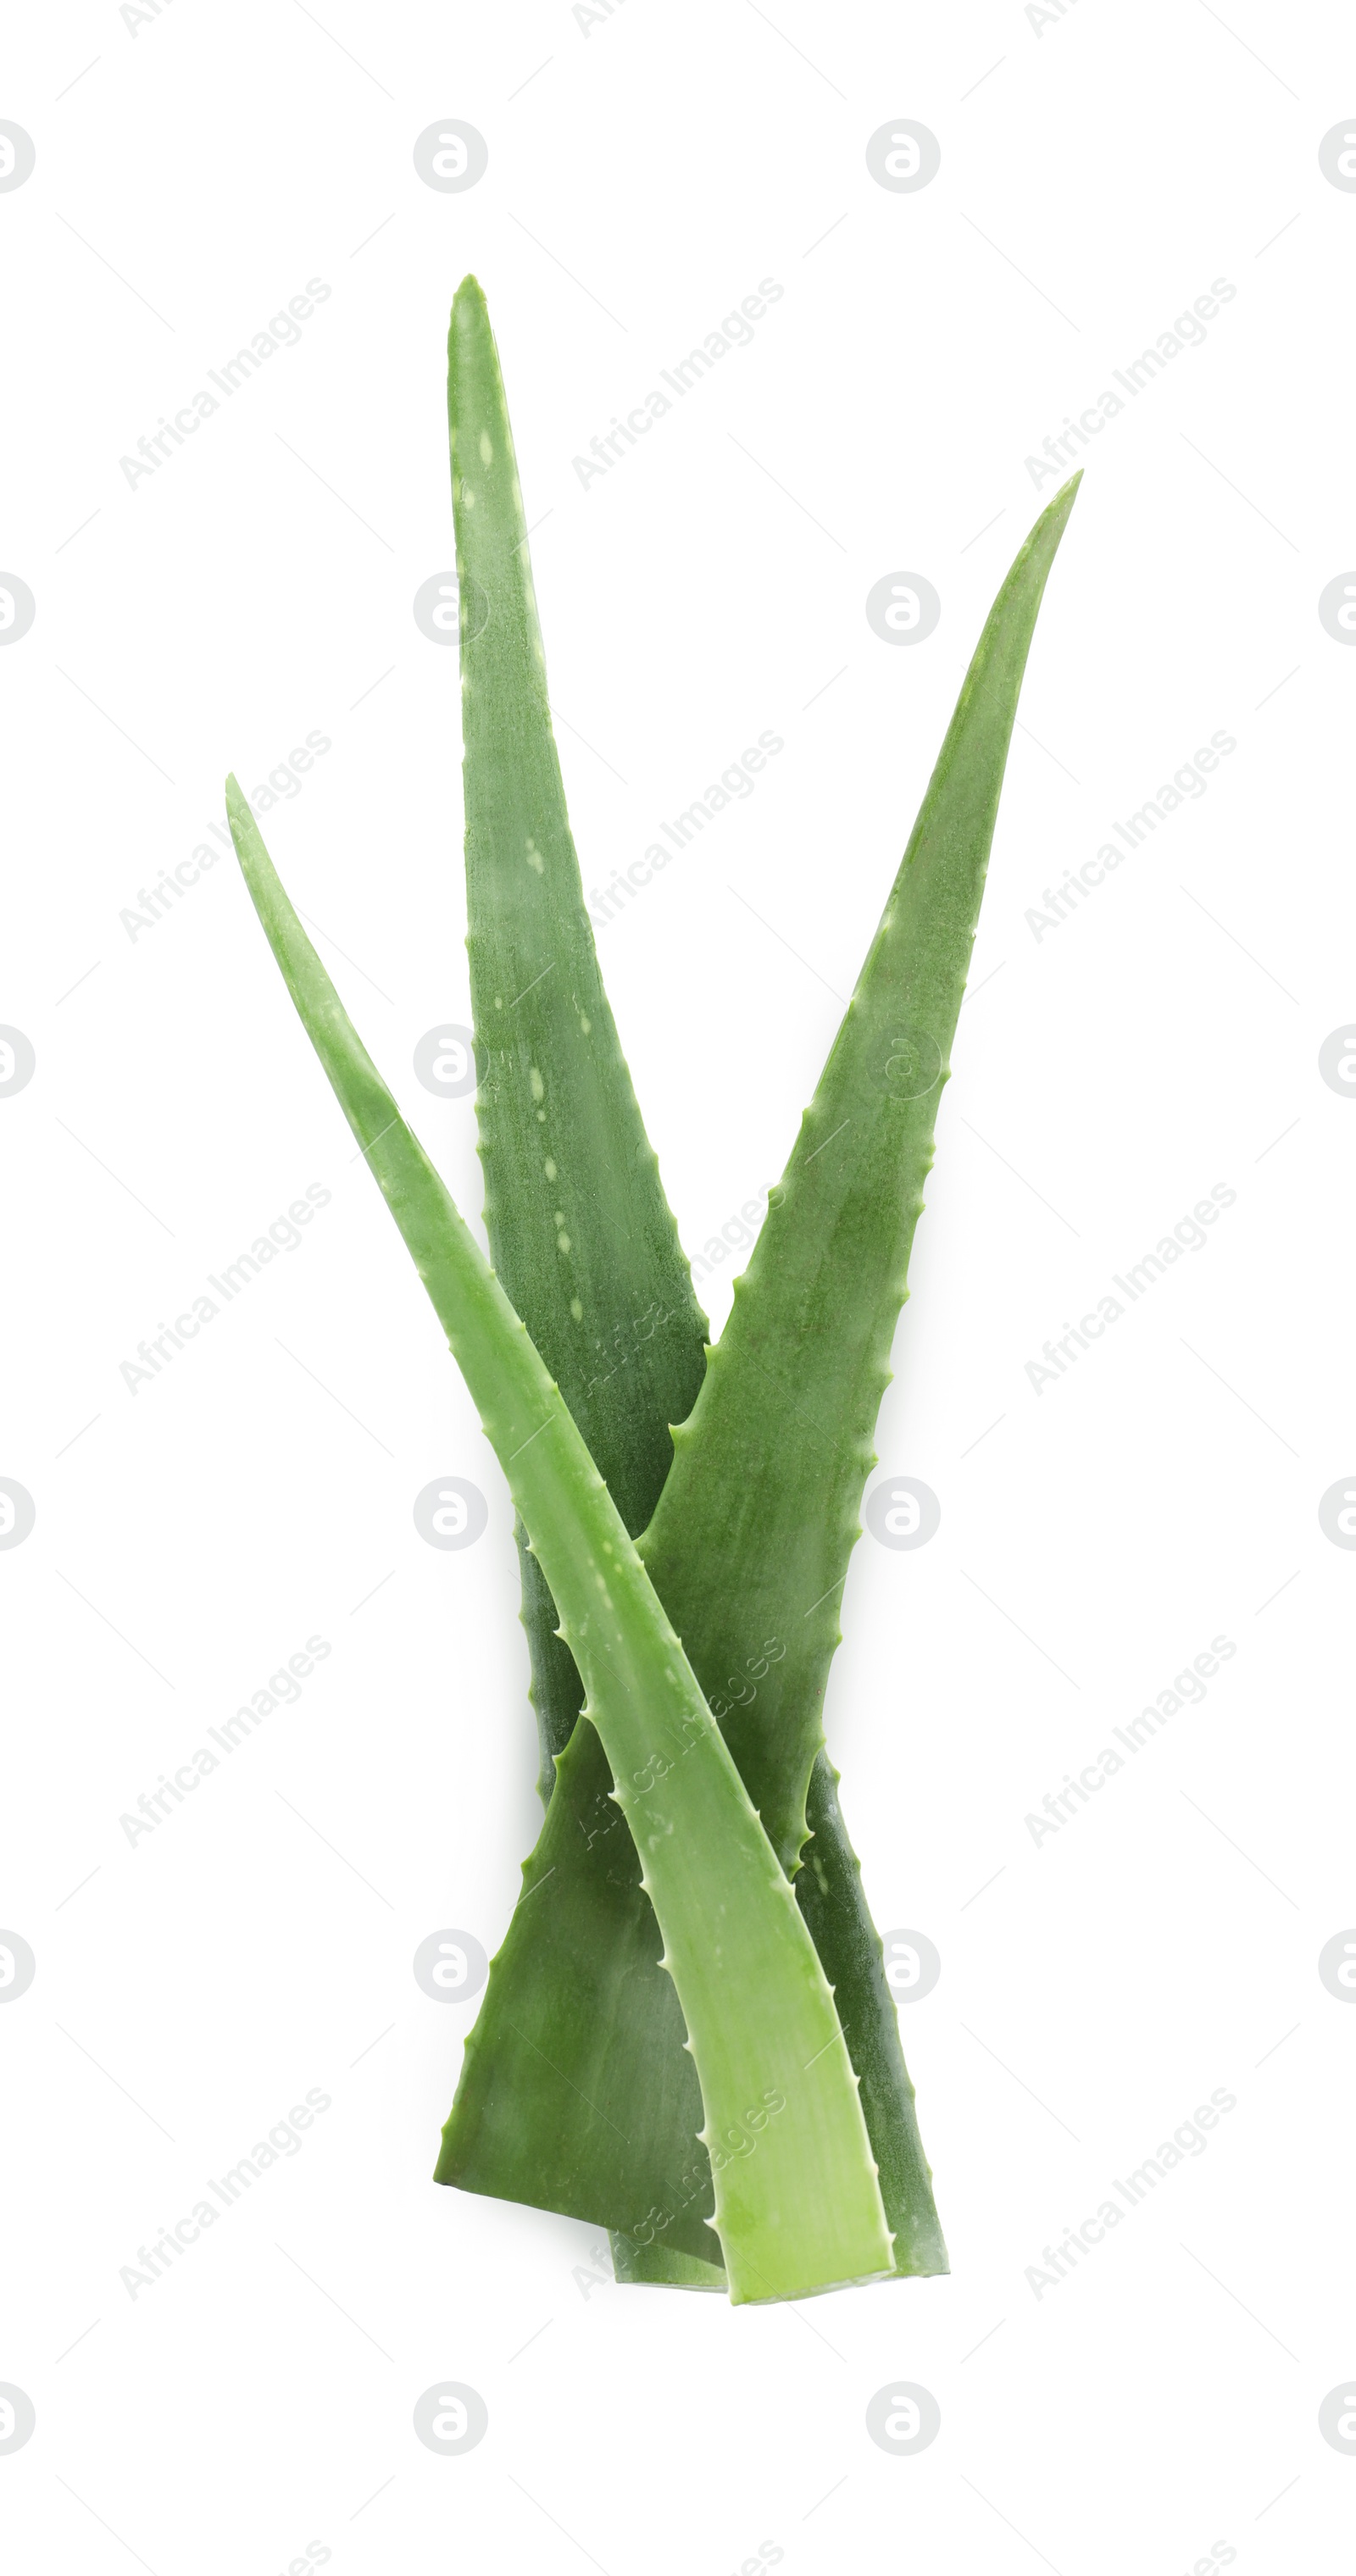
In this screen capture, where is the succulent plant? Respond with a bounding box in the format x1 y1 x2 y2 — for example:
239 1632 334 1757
228 277 1079 2301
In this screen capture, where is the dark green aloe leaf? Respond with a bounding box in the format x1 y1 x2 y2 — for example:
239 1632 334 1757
639 471 1083 1872
448 277 709 1804
636 469 1079 2267
436 279 714 2261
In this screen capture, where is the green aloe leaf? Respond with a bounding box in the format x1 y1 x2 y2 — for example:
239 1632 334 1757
436 282 1078 2272
629 469 1079 2264
448 279 709 1808
640 470 1083 1869
440 279 720 2274
225 780 894 2306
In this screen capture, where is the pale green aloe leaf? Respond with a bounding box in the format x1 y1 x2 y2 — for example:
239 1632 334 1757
225 778 893 2305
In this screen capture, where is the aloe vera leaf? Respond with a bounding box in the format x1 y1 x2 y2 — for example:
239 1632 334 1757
627 475 1081 2268
639 470 1082 1864
789 1750 943 2277
225 780 893 2305
605 1750 935 2288
609 1741 949 2285
448 277 709 1807
442 277 715 2268
438 1705 716 2259
442 466 1079 2269
609 2232 725 2291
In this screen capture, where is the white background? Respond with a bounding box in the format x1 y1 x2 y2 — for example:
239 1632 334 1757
2 3 1353 2570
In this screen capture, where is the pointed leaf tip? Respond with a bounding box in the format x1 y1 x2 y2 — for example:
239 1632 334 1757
449 275 493 358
